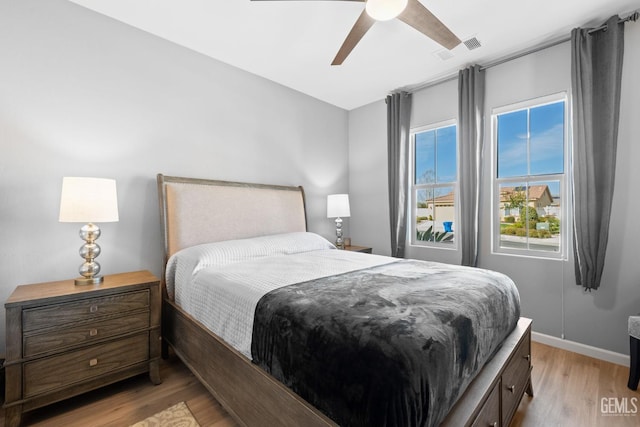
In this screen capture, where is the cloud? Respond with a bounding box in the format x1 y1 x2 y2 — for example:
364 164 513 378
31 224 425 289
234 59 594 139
499 123 564 176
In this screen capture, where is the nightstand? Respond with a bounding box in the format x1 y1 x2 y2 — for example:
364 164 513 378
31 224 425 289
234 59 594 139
344 245 373 254
3 270 161 427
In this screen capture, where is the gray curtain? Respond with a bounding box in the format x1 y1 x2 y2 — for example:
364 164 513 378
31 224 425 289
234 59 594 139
387 91 412 258
571 15 625 290
458 65 485 267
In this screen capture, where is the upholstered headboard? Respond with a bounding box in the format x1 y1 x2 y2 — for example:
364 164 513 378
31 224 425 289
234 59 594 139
157 174 307 262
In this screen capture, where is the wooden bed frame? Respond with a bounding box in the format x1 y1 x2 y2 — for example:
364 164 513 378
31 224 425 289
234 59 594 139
156 174 533 427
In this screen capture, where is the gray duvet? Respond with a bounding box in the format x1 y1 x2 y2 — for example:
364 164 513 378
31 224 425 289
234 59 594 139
251 259 520 427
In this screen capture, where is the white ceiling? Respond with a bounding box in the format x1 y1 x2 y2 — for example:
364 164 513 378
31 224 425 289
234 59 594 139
69 0 639 110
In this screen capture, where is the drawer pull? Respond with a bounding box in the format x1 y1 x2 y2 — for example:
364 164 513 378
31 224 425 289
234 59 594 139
507 384 516 393
89 304 98 313
89 328 98 336
89 358 98 367
524 354 531 361
490 423 498 427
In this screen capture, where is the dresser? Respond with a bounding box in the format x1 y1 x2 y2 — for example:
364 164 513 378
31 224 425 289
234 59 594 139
3 270 161 427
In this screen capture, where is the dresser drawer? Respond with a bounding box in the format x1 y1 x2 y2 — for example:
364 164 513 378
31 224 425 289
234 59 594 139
501 333 531 425
22 290 149 332
23 311 150 357
23 332 149 398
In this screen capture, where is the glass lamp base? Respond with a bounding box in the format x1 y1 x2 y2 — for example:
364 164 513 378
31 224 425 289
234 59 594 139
334 217 344 249
74 276 104 286
75 222 104 286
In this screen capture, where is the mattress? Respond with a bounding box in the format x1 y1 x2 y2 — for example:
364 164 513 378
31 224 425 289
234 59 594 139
252 259 520 426
165 232 521 426
165 232 394 357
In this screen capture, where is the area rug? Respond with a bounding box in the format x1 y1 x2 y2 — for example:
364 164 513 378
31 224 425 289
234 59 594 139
130 401 200 427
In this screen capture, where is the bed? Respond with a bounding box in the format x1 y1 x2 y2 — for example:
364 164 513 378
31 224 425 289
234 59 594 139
157 174 533 427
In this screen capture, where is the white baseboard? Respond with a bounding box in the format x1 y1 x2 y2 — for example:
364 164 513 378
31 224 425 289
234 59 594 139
532 331 630 367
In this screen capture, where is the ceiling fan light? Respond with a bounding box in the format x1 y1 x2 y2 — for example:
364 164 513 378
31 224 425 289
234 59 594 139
365 0 408 21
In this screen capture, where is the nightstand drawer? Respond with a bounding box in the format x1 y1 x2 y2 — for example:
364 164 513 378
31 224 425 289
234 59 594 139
22 290 149 332
23 332 149 398
23 311 150 357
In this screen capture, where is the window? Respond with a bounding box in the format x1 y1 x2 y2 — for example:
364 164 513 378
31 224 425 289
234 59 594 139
410 121 457 247
493 94 567 257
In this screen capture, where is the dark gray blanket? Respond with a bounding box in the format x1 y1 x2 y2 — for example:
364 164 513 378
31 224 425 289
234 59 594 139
251 259 520 427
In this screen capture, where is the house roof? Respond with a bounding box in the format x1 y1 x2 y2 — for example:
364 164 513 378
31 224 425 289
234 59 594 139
426 184 553 206
499 185 552 203
432 192 455 204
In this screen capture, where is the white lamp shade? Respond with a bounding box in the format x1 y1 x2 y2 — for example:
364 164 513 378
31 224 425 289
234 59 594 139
365 0 408 21
59 177 119 223
327 194 350 218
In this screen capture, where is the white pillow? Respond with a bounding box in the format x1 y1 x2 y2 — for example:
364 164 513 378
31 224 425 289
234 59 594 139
165 232 335 297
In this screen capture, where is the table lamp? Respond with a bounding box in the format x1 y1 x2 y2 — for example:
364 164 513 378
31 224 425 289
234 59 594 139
59 177 119 285
327 194 350 249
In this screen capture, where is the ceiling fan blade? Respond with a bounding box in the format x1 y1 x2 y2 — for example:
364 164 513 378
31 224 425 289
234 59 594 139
332 9 375 65
397 0 461 50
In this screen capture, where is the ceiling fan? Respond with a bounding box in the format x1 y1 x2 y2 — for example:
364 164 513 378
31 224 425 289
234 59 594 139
251 0 461 65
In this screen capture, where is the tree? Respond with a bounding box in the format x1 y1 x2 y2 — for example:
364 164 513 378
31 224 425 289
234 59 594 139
417 170 436 205
417 169 435 185
504 190 526 212
520 206 539 222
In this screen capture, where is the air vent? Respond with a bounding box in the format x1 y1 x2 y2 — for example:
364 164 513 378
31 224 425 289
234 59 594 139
463 37 482 51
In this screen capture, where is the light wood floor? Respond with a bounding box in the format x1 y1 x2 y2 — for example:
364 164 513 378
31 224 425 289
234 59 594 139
1 341 638 426
511 342 639 427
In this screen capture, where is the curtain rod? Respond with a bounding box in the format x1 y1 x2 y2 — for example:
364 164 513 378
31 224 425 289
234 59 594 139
401 10 639 94
588 10 639 34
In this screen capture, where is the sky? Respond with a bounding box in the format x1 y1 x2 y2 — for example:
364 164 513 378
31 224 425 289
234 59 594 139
414 100 565 197
415 124 456 185
498 101 565 178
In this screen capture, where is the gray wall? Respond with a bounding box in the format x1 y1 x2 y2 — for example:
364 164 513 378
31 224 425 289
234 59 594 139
405 78 460 265
2 0 638 358
0 0 349 354
349 23 640 355
348 100 390 255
